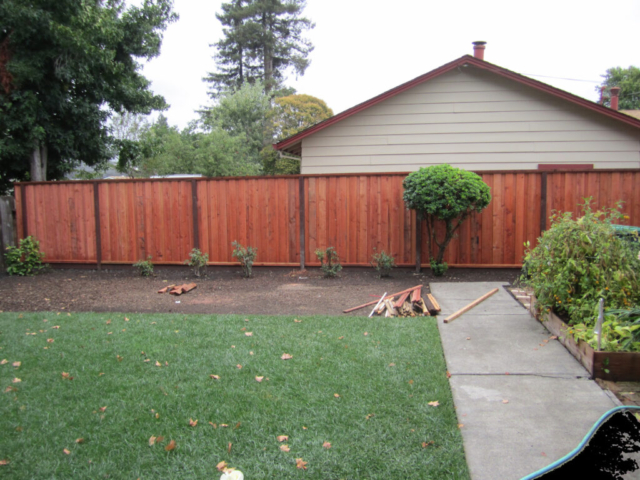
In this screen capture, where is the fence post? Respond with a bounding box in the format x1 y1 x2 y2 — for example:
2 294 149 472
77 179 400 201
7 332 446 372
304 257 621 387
415 212 421 273
20 185 28 238
299 176 305 270
0 196 16 271
93 182 102 270
540 172 548 233
192 180 199 250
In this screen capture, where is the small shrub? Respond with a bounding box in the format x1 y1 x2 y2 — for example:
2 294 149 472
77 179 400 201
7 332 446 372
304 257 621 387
370 250 396 278
185 248 209 277
5 236 46 276
315 247 342 278
430 260 448 277
231 241 257 278
522 199 640 329
133 256 154 276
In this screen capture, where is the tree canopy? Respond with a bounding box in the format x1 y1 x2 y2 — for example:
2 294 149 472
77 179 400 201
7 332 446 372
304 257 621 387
598 66 640 110
273 94 333 140
0 0 177 191
204 0 314 97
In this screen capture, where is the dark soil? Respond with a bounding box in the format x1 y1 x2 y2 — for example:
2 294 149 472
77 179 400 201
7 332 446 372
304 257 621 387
0 266 519 316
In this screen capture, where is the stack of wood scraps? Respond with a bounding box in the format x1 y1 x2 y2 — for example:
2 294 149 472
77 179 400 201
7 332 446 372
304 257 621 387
343 285 441 318
157 283 197 296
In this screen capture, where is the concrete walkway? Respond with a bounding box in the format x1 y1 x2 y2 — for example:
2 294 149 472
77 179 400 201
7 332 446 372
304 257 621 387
431 282 617 480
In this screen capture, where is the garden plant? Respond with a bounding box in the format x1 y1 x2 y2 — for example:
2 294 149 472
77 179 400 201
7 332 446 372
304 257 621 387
403 164 491 276
370 249 396 278
231 241 257 278
133 256 154 277
185 248 209 277
315 247 342 278
522 199 640 351
4 236 47 276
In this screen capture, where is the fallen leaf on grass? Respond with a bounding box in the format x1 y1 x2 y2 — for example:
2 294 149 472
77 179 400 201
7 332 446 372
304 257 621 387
458 424 464 428
322 441 331 449
189 419 198 427
364 332 368 336
236 364 242 369
219 424 229 428
446 371 451 378
255 376 264 383
75 438 84 444
408 380 414 385
52 326 60 329
422 441 435 448
61 372 70 379
107 332 112 335
155 361 162 367
302 426 307 430
281 353 293 360
116 355 123 362
4 386 17 393
125 317 129 322
216 461 228 472
47 339 54 343
165 361 168 366
155 413 160 419
0 459 9 465
63 448 70 455
12 361 21 368
338 336 344 340
234 422 241 430
165 440 176 451
389 363 395 367
277 435 288 442
99 406 107 412
294 319 302 323
106 320 111 325
210 374 220 380
99 372 105 376
228 442 232 454
280 444 290 452
249 351 254 356
245 332 253 337
365 413 375 420
12 378 21 383
149 436 156 446
334 393 340 398
0 359 7 365
428 401 439 407
156 436 164 442
209 422 217 429
144 359 150 363
296 458 308 470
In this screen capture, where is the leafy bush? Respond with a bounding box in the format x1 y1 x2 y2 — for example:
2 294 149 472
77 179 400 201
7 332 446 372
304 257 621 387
5 236 46 276
430 260 448 277
315 247 342 278
231 241 257 278
370 250 396 278
133 256 154 276
522 199 640 330
185 248 209 277
403 164 491 276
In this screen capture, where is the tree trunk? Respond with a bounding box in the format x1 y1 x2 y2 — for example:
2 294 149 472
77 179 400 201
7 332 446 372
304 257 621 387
30 143 47 181
262 12 273 93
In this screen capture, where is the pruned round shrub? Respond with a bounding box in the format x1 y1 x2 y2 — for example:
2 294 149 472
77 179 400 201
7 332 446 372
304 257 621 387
522 199 640 327
403 164 491 275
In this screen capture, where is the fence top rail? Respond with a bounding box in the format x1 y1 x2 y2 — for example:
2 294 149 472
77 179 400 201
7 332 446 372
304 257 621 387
13 168 640 187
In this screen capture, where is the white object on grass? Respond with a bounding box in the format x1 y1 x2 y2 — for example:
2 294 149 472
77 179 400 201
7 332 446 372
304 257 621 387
220 470 244 480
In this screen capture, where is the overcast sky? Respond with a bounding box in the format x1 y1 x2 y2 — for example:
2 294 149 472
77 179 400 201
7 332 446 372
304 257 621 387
139 0 640 129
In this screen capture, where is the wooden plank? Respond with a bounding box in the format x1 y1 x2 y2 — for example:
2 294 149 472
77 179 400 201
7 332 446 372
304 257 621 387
20 184 28 238
426 294 441 312
394 291 411 308
492 173 503 264
444 288 500 323
94 183 102 269
299 177 305 268
540 171 548 232
192 180 199 250
503 173 516 264
343 285 423 313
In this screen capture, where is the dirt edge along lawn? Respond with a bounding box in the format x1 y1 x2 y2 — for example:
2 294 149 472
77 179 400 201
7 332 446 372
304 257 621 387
0 311 469 479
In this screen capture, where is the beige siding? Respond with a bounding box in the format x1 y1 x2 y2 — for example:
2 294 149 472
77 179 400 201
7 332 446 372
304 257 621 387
301 68 640 174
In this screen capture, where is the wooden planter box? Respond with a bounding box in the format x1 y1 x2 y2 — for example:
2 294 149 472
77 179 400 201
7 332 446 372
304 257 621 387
539 308 640 381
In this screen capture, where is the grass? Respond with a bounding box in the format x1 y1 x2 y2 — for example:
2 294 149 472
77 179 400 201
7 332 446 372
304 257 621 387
0 312 469 479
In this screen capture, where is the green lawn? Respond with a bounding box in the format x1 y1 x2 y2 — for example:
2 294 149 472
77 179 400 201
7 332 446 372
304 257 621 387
0 312 469 479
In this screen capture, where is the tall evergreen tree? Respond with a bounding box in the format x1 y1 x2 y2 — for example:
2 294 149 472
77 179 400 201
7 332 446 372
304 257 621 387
205 0 314 97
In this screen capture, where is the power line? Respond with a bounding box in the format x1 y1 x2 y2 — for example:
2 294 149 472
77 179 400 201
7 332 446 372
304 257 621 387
522 73 600 83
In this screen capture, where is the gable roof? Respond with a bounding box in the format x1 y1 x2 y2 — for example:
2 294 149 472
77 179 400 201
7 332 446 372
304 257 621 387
273 54 640 156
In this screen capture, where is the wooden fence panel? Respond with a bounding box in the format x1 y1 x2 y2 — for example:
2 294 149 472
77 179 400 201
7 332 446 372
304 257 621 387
197 177 299 265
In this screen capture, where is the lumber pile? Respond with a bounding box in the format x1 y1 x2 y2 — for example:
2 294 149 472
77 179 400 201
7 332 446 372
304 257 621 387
343 285 441 318
157 283 197 296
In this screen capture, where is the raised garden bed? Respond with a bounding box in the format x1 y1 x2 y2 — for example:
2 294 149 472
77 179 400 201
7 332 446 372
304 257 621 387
538 303 640 382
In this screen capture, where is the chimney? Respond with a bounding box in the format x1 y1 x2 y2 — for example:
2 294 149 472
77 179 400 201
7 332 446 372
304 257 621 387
598 86 606 105
472 41 487 60
610 86 621 110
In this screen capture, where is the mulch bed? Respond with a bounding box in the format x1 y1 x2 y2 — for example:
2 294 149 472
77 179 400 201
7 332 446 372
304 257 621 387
0 266 519 316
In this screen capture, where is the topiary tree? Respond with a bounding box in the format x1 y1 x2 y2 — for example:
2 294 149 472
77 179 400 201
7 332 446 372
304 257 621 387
403 165 491 275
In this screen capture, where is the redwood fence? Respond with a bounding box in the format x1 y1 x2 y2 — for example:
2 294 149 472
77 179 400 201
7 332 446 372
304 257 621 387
14 170 640 269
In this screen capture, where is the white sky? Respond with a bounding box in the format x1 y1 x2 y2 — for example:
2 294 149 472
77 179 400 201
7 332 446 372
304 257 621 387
139 0 640 129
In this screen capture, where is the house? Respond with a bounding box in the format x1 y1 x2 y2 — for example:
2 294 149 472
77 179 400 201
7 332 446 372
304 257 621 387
274 42 640 174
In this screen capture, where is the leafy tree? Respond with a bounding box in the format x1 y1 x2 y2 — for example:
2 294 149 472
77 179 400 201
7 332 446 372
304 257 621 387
205 0 314 96
403 165 491 275
0 0 177 192
598 66 640 110
272 94 333 140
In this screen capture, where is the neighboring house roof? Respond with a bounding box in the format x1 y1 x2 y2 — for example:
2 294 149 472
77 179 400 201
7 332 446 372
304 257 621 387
621 110 640 120
274 54 640 156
